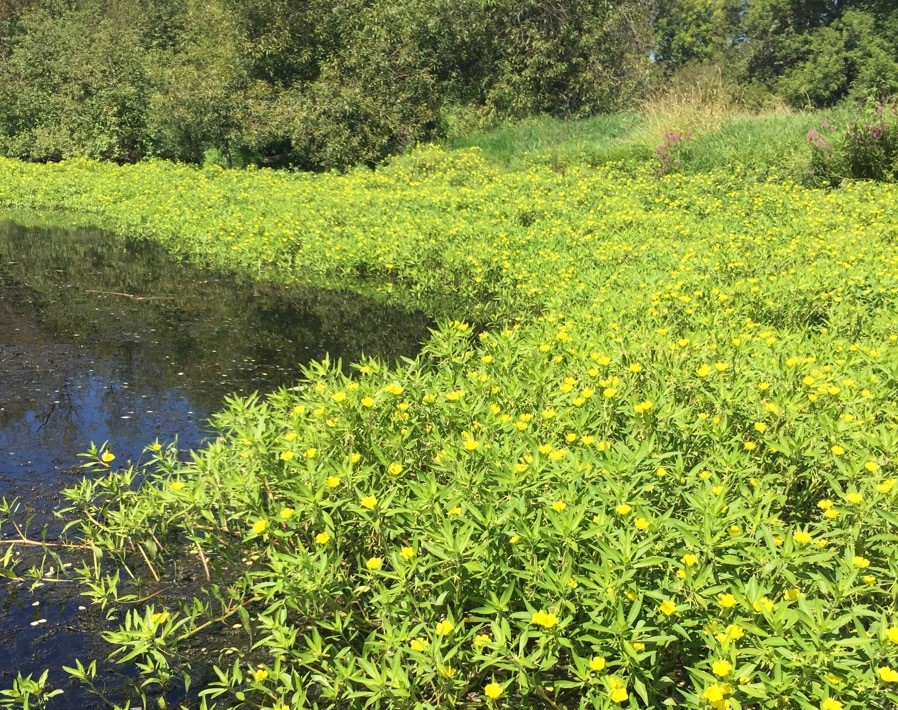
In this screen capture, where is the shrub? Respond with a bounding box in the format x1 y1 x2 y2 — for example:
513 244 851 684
807 100 898 185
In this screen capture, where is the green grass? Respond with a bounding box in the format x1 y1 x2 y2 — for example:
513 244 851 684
446 112 644 168
444 107 849 177
680 111 845 176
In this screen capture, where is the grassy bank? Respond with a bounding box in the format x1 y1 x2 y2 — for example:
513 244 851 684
2 148 898 709
447 107 846 178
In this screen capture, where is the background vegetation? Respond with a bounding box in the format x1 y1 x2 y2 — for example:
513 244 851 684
0 0 896 170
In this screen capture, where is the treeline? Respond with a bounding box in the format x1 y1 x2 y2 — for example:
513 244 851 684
0 0 896 170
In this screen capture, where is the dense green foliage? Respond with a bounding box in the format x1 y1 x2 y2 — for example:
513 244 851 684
807 100 898 184
0 0 896 169
1 150 898 708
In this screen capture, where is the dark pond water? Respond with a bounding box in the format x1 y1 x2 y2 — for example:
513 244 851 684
0 211 432 705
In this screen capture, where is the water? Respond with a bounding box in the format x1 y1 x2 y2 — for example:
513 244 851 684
0 211 431 704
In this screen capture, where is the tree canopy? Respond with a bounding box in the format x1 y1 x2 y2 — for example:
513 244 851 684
0 0 895 168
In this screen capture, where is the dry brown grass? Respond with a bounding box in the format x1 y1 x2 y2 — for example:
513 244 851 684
637 66 790 147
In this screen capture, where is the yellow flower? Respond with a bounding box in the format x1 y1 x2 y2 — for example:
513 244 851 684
615 503 632 515
682 553 698 567
818 498 833 510
718 593 738 609
629 363 643 373
631 641 645 651
101 451 115 463
743 441 757 451
448 506 462 516
754 422 768 433
365 557 383 571
877 479 896 494
360 495 377 509
484 682 503 700
400 546 415 560
852 556 870 568
863 575 876 585
438 666 456 678
385 383 404 395
831 445 845 456
361 396 375 407
634 400 653 414
696 364 712 377
866 461 880 472
794 530 812 544
753 597 774 613
824 508 839 520
659 599 677 616
552 501 567 512
878 666 898 682
170 481 185 492
714 362 729 372
435 619 454 635
410 637 428 652
474 633 492 647
150 611 170 624
784 588 800 602
725 624 744 640
388 463 403 476
315 532 330 544
253 668 268 682
332 391 346 402
326 476 341 488
845 492 863 504
634 517 650 530
509 534 520 544
821 699 842 710
712 660 733 677
608 677 628 704
463 438 480 451
350 452 361 463
589 656 606 671
305 447 317 459
279 507 294 519
886 626 898 644
703 684 728 702
251 519 268 534
531 610 559 628
603 387 617 398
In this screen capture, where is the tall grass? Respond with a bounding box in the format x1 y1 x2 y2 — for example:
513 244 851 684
446 112 642 168
442 71 850 178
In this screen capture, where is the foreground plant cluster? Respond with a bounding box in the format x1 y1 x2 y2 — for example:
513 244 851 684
1 149 898 708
